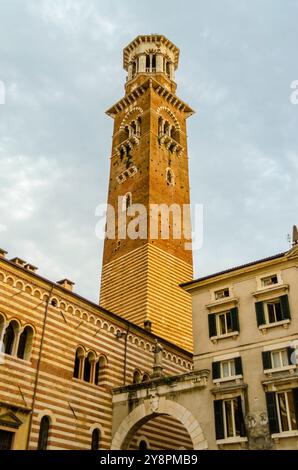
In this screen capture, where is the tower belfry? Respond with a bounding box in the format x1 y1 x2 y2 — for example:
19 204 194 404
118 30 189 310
100 35 195 351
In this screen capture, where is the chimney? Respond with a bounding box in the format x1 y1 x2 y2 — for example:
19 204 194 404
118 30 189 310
57 279 75 292
10 257 27 267
24 263 38 273
0 249 8 259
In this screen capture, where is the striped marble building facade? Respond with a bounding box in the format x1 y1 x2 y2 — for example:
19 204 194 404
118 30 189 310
0 251 193 450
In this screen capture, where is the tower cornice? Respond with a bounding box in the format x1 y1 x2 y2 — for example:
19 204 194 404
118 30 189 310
106 78 195 118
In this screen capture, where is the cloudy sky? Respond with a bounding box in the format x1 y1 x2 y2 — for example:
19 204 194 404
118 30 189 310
0 0 298 302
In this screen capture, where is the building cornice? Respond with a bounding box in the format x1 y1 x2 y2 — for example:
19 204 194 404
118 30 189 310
181 252 289 292
106 78 195 118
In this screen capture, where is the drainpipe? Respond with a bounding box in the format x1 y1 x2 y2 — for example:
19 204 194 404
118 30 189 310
123 325 129 386
26 283 54 450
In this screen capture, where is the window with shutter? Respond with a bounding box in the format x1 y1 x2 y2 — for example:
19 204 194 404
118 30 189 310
293 388 298 427
235 356 243 376
235 396 246 437
214 400 224 440
280 295 291 320
262 351 272 370
265 392 279 434
212 361 220 380
230 307 240 332
255 301 265 326
208 314 217 338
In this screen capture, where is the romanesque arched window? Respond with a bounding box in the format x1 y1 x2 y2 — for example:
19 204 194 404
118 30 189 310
131 121 137 136
84 353 92 382
136 117 141 136
142 373 150 382
73 346 85 380
91 428 101 450
17 325 34 360
164 121 170 136
3 321 18 356
37 415 50 450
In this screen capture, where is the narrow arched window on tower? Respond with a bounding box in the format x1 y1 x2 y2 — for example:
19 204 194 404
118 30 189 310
37 416 50 450
91 428 101 450
166 61 171 78
166 168 174 186
131 121 137 136
152 54 156 72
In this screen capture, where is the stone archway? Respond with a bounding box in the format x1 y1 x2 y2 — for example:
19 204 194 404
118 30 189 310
111 396 208 450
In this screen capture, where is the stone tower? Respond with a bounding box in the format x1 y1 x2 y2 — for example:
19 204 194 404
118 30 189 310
100 35 195 351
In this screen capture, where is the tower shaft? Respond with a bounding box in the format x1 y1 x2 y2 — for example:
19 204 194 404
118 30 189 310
100 35 194 351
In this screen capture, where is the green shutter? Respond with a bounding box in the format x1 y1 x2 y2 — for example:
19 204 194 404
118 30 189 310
255 301 265 326
235 357 243 376
208 314 217 338
262 351 272 370
293 388 298 430
235 396 246 437
212 361 221 380
230 307 239 332
265 392 279 434
280 295 291 320
214 400 224 440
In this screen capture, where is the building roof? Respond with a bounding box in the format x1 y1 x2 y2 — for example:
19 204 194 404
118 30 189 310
181 251 287 289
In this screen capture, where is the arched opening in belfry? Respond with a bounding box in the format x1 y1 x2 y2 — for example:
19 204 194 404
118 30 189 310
127 415 193 450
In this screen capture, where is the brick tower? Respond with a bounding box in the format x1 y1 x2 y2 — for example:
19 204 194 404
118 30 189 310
100 35 195 351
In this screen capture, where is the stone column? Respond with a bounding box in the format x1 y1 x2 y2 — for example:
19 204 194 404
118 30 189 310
156 53 163 73
138 54 146 73
128 63 133 81
169 62 175 81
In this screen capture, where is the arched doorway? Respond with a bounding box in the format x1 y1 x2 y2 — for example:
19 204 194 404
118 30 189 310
128 415 193 450
111 398 208 450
